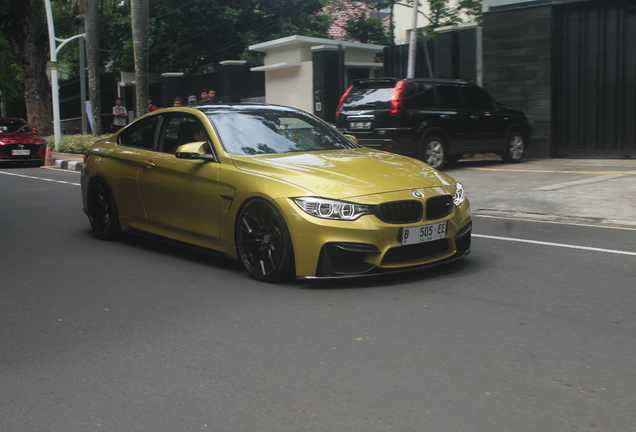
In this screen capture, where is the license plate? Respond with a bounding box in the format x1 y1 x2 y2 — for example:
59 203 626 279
401 221 447 245
349 121 372 130
12 149 30 155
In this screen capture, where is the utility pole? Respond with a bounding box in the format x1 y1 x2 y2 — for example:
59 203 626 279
44 0 85 150
407 0 419 78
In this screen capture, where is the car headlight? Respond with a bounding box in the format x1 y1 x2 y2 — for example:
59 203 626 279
293 197 370 220
453 182 465 206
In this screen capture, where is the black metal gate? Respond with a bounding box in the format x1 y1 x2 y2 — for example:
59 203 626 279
553 0 636 158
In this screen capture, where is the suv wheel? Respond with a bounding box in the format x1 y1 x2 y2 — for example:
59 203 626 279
502 131 525 163
423 136 447 170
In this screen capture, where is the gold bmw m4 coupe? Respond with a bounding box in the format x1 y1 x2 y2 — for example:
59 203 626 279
81 104 471 282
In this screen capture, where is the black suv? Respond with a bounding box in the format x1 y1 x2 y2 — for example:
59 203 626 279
335 78 531 169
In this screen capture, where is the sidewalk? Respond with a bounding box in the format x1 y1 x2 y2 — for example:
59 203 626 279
47 152 636 228
446 156 636 228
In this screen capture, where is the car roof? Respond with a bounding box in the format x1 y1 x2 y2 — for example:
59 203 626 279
352 78 475 86
0 118 28 122
195 103 300 113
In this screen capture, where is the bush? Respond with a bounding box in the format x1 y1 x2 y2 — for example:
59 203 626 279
45 134 111 154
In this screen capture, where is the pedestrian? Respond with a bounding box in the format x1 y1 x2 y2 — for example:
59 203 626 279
112 98 127 132
199 88 209 105
173 97 183 107
148 98 157 112
208 89 218 104
188 95 198 106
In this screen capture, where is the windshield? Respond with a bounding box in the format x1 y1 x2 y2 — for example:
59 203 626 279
208 108 358 155
0 120 31 133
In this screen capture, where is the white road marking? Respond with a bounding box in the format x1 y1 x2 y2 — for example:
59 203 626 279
474 234 636 256
534 174 625 191
0 170 80 186
474 214 636 231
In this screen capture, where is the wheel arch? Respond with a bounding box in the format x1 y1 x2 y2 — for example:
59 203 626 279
505 123 531 147
234 195 297 282
415 127 450 160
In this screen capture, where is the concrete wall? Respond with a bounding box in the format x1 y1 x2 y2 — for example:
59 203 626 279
263 62 314 113
482 5 552 158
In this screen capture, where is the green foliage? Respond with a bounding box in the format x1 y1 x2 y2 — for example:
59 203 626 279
345 15 392 45
428 0 460 28
95 0 332 74
46 134 111 153
457 0 482 22
0 35 20 104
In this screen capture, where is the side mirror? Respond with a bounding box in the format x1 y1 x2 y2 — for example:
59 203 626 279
174 142 216 161
344 134 359 145
496 102 506 110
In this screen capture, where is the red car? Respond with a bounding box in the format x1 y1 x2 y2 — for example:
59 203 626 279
0 118 48 167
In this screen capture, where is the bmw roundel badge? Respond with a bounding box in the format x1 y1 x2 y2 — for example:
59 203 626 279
412 191 423 199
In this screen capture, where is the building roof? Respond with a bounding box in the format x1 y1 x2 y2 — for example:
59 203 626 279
249 35 385 52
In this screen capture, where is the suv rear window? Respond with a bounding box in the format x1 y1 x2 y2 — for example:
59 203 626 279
341 82 395 110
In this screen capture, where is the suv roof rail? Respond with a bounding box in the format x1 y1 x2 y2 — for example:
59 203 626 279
353 78 398 85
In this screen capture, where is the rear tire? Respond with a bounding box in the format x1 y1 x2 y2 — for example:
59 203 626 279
422 136 447 170
86 178 121 240
502 131 525 163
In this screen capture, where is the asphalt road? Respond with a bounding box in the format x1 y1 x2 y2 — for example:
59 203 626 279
1 167 635 432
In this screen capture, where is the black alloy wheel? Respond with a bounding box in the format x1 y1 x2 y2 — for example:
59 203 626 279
87 178 121 240
236 199 295 282
502 131 525 163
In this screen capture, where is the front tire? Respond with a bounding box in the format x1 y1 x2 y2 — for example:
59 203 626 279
236 199 295 283
502 131 525 163
422 135 447 170
86 178 121 240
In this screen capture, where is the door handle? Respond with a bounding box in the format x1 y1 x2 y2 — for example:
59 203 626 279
470 115 480 119
440 114 450 119
141 160 156 169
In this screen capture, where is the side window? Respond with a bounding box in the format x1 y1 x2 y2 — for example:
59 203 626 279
418 84 435 109
462 87 494 111
119 115 159 150
403 83 435 110
159 116 210 153
436 85 462 110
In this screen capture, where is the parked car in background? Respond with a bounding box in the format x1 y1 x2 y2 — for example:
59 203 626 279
81 104 472 282
0 118 48 167
335 78 532 170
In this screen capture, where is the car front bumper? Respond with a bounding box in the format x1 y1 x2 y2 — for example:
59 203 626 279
275 192 472 278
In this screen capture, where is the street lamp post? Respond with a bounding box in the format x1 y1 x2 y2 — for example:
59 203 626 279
44 0 85 151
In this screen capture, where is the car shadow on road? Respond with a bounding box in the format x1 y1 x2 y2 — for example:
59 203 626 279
297 246 503 290
110 230 245 274
298 258 474 290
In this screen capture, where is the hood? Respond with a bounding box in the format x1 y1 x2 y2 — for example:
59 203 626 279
0 132 46 145
230 148 455 199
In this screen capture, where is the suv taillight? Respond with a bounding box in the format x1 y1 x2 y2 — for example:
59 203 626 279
335 85 353 117
391 80 407 116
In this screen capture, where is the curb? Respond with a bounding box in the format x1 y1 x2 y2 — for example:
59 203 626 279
54 159 84 171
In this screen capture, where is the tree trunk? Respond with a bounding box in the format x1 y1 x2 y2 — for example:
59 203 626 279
131 0 149 118
0 0 52 135
83 0 102 136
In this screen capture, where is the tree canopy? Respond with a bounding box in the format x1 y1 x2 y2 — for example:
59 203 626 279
49 0 333 75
